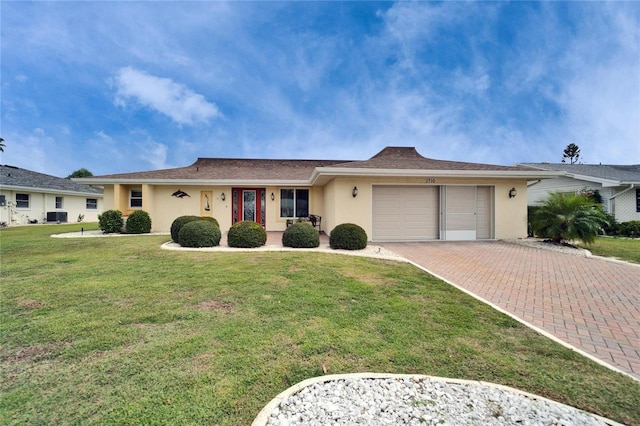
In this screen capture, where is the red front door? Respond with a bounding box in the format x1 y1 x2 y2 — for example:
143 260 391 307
232 188 265 226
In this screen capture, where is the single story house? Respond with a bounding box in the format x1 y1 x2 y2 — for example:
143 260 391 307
519 163 640 223
0 165 104 226
75 147 559 241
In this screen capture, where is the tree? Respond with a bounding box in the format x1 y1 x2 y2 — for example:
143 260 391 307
0 137 5 152
67 168 93 179
529 192 609 245
562 143 580 164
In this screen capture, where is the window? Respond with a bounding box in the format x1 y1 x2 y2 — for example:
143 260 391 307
280 189 309 218
86 198 98 210
636 188 640 213
16 193 29 208
130 189 143 208
55 196 64 209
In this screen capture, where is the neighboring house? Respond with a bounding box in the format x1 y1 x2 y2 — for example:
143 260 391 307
76 147 558 241
519 163 640 223
0 165 103 226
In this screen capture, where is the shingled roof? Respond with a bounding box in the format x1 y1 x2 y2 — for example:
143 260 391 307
330 147 539 171
519 163 640 185
88 158 346 181
0 165 102 195
80 146 553 185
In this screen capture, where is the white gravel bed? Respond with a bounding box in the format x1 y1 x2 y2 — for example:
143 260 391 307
264 376 616 426
507 238 592 257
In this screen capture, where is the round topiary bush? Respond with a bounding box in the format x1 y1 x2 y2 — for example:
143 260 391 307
171 215 220 242
282 222 320 248
170 215 200 242
200 216 219 228
329 223 368 250
98 209 123 234
125 210 152 234
178 220 221 248
227 221 267 248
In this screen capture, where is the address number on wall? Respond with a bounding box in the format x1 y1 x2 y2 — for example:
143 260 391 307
426 178 436 184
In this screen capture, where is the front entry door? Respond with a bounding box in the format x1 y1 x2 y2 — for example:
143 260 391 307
232 188 265 226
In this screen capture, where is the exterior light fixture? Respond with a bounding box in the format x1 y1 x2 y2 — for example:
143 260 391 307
271 192 275 201
221 192 226 201
508 188 517 198
352 186 358 198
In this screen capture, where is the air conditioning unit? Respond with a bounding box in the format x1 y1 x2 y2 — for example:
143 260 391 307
47 212 68 223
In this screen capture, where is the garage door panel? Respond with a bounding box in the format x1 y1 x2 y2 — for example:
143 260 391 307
373 186 439 241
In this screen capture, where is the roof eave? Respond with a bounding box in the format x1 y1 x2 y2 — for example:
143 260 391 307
0 184 103 197
310 167 561 183
75 178 312 187
563 173 623 187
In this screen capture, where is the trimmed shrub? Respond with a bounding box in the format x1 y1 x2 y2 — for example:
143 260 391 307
282 222 320 248
125 210 152 234
227 221 267 248
600 212 618 236
171 215 219 242
178 220 221 248
329 223 368 250
98 209 123 234
617 221 640 238
170 216 200 242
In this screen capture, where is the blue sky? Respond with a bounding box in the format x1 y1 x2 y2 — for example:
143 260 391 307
1 1 639 177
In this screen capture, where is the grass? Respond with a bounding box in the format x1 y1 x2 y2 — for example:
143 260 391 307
578 236 640 264
1 223 639 425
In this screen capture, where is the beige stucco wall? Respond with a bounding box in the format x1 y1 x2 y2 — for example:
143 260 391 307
106 184 326 234
493 181 528 239
321 176 530 240
102 176 530 239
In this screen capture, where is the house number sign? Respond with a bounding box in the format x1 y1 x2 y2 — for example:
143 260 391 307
426 178 436 184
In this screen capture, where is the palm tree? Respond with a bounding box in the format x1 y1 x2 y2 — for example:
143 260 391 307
0 137 5 152
529 192 609 244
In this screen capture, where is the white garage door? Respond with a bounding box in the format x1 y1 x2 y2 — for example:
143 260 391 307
372 186 439 241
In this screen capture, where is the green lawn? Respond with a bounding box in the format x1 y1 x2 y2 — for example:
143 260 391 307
1 224 639 425
579 236 640 264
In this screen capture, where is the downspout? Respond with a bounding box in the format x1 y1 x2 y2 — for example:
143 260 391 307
607 184 635 217
608 184 635 199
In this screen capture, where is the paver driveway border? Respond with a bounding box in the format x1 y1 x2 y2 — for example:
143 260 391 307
380 240 640 382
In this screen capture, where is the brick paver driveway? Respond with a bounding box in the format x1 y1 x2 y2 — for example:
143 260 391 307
381 241 640 381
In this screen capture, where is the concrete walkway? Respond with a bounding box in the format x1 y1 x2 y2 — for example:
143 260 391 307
380 241 640 381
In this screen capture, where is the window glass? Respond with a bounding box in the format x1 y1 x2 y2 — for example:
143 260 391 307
16 193 29 208
280 189 309 218
86 198 98 210
295 189 309 218
56 196 64 209
636 188 640 213
280 189 294 217
130 189 143 208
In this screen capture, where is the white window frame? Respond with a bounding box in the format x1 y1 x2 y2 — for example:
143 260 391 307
86 198 98 210
55 196 64 209
16 193 29 209
130 189 143 208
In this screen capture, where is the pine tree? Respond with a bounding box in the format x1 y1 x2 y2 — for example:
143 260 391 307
562 143 580 164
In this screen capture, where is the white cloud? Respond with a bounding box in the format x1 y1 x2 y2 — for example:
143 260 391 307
112 67 221 125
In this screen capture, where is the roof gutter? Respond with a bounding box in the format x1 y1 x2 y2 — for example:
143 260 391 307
310 167 561 184
0 184 103 197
